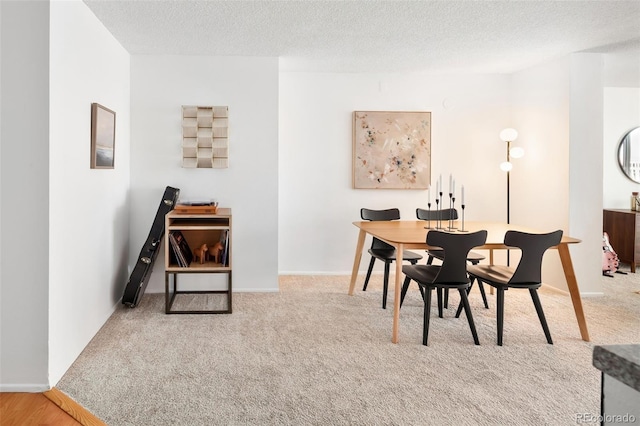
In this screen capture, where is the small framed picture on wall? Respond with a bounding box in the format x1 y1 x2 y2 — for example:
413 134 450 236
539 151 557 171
90 102 116 169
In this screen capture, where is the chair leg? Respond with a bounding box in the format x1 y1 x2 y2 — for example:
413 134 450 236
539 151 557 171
418 285 425 301
362 256 376 291
454 277 488 317
382 262 391 309
423 287 433 346
467 277 489 309
454 280 471 318
458 288 480 345
423 258 432 304
408 259 420 304
400 276 412 307
475 277 489 309
425 255 443 308
444 289 449 309
496 288 505 346
455 294 463 318
400 276 426 307
529 288 553 344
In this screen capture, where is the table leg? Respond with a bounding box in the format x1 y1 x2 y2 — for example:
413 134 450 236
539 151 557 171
557 243 590 342
392 243 403 344
348 230 367 296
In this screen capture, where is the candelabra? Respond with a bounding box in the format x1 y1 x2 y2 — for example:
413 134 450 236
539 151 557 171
436 191 445 229
459 204 468 232
449 194 458 231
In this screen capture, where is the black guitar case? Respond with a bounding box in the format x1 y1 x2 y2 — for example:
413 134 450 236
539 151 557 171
122 186 180 307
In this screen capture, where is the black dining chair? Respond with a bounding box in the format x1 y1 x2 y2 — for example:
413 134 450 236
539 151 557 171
361 208 423 309
416 208 488 310
400 230 487 345
462 230 563 346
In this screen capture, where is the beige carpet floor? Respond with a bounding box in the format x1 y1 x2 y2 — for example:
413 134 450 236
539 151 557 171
57 266 640 425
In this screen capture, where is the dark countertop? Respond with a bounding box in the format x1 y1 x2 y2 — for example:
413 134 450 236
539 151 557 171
593 344 640 392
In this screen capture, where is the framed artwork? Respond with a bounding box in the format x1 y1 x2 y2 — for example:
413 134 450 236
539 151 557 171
91 103 116 169
353 111 431 189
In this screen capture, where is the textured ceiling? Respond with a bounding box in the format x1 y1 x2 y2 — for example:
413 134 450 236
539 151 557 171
83 0 640 73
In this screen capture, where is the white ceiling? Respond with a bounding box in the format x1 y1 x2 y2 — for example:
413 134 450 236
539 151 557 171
83 0 640 74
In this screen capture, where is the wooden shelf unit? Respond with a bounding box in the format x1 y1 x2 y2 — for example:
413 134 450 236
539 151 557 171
603 209 639 273
164 208 232 313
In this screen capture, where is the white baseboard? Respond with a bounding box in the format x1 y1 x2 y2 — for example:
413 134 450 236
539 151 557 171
0 383 50 392
146 288 279 294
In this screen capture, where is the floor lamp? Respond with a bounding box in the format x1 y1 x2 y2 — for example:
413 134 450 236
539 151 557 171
499 128 524 265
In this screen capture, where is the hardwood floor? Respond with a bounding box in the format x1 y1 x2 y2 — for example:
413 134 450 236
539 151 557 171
0 388 106 426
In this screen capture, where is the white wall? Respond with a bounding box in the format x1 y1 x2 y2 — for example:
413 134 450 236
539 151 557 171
0 0 50 391
130 55 279 293
604 87 640 209
48 0 131 385
279 66 604 297
509 57 573 291
569 53 606 295
279 72 513 274
604 49 640 88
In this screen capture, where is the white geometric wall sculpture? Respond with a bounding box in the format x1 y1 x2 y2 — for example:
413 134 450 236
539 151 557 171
182 105 229 168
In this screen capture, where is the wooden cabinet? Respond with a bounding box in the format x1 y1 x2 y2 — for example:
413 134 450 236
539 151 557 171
164 209 232 313
603 209 639 273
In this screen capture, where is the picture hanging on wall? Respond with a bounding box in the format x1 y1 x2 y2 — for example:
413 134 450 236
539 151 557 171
182 105 229 168
353 111 431 189
90 103 116 169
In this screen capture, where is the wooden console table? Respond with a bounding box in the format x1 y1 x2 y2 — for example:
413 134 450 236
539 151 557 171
603 209 639 273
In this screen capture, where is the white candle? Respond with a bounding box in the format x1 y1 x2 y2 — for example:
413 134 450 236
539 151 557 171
461 185 465 205
428 184 431 203
439 174 442 193
449 174 453 193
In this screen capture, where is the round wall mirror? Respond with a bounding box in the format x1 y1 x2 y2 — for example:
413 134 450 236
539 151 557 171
618 127 640 183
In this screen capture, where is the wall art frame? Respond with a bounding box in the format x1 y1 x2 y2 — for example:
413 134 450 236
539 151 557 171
353 110 431 189
90 102 116 169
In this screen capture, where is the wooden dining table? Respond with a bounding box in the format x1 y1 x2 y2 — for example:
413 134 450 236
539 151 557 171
348 220 589 344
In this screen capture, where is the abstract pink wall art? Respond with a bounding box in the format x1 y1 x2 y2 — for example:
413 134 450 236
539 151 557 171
353 111 431 189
